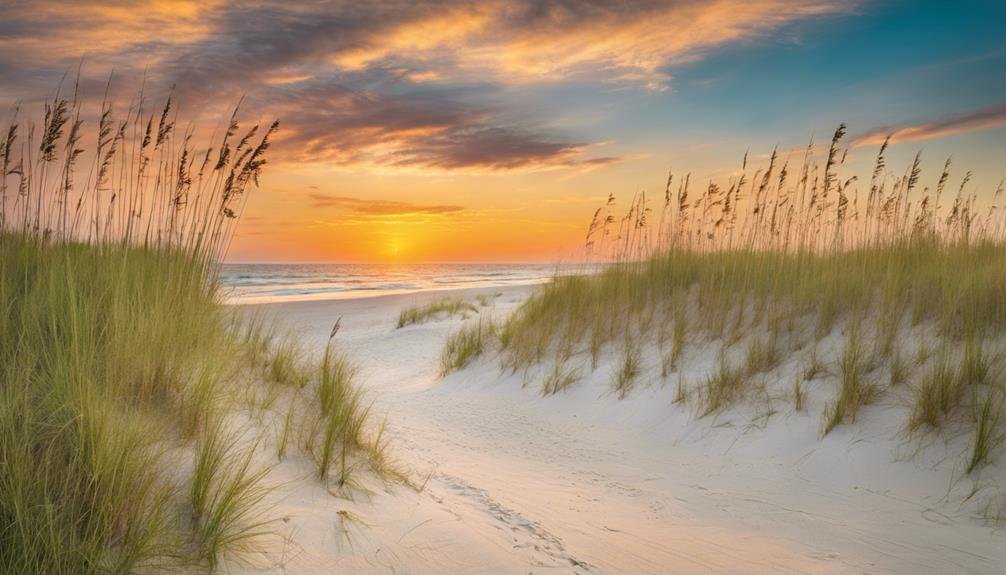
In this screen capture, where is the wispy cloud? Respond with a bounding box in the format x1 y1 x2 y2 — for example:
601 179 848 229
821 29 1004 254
308 193 465 216
314 0 860 90
852 103 1006 147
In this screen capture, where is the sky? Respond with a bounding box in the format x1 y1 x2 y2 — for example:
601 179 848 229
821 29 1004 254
1 0 1004 263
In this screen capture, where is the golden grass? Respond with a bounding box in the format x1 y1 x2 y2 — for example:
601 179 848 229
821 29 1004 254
0 234 260 571
823 323 879 434
397 297 479 328
440 316 497 376
0 78 386 571
542 361 582 395
442 128 1006 485
613 337 642 399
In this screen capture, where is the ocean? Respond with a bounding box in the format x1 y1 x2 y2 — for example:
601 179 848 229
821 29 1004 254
218 262 590 304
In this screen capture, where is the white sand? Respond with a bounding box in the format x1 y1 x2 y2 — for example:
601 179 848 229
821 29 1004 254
228 285 1005 574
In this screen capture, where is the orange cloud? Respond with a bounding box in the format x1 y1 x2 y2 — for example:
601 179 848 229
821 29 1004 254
332 6 494 71
0 1 218 69
308 193 465 216
320 0 859 90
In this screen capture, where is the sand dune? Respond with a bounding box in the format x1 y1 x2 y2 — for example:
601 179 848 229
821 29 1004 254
229 285 1005 574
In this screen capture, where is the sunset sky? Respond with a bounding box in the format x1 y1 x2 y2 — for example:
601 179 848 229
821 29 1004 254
2 0 1004 262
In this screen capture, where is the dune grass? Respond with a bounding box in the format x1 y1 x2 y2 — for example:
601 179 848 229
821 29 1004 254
744 334 780 375
0 76 284 570
190 420 272 570
613 338 642 399
0 235 250 571
442 126 1006 482
397 297 478 328
910 352 965 431
309 345 368 483
440 316 497 376
0 79 384 571
542 361 582 395
970 389 1004 473
268 336 311 388
823 322 880 433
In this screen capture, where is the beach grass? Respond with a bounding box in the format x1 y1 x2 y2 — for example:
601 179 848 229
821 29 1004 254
0 234 242 571
190 420 273 570
397 297 479 328
309 345 368 482
700 357 746 416
0 79 383 571
443 127 1006 480
542 361 582 395
613 337 642 399
440 315 497 376
823 322 878 433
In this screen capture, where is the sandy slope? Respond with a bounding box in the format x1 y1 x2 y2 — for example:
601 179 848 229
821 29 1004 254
229 285 1005 574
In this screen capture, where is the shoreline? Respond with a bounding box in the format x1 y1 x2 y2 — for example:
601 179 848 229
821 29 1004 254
225 279 548 307
219 260 604 306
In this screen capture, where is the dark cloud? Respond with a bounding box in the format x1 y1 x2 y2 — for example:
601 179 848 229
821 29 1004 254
389 126 588 170
308 193 464 215
255 77 607 170
853 103 1006 147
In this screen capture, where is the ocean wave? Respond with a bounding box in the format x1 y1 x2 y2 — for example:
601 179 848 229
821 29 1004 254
218 262 583 304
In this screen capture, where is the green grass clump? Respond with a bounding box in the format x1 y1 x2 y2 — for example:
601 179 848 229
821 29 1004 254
190 421 272 570
239 315 277 368
889 350 909 387
908 348 1004 474
960 337 992 387
397 297 478 328
803 347 826 381
543 361 581 395
910 353 966 431
439 316 496 376
699 358 746 416
612 338 642 398
969 389 1004 473
268 337 310 388
792 377 806 411
744 335 780 375
309 345 368 483
237 331 392 490
823 324 878 434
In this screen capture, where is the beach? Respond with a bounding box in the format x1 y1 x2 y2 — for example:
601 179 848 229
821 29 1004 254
230 285 1006 574
6 4 1006 571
